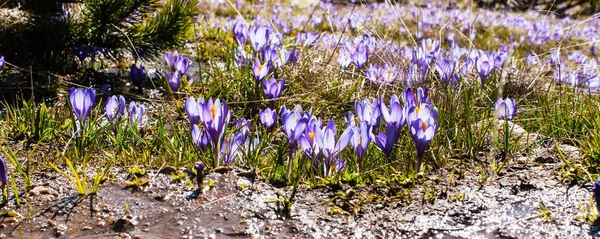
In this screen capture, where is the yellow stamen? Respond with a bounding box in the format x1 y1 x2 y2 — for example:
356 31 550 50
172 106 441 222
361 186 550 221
309 132 315 142
416 106 420 113
258 64 263 72
427 44 432 51
387 68 392 78
421 122 427 132
210 105 216 119
354 116 360 125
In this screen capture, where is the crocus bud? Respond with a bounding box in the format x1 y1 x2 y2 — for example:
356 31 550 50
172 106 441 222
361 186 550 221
194 162 205 191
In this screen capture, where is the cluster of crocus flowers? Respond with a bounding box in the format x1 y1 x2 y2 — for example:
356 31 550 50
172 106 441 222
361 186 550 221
232 21 293 100
164 51 190 92
365 63 398 85
104 94 146 131
338 39 369 69
494 97 517 121
69 87 96 124
186 97 239 167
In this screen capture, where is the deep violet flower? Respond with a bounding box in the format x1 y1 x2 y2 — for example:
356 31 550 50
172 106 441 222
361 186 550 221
201 98 231 150
167 72 181 92
0 156 7 188
191 124 210 150
0 56 5 70
69 88 96 124
194 162 205 190
373 122 400 158
475 51 493 87
351 121 371 165
592 179 600 214
130 61 145 88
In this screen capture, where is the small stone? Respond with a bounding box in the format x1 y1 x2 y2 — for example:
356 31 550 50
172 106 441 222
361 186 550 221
30 186 52 195
133 235 144 239
54 224 67 237
215 228 223 233
82 226 92 230
47 219 56 227
143 228 150 232
176 221 184 226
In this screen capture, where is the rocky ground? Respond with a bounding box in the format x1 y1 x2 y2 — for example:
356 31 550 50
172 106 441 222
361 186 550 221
0 141 595 239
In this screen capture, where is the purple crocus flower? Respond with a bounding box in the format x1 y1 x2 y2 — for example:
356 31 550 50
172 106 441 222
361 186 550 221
380 64 396 84
526 53 539 66
0 156 7 188
355 99 381 127
105 95 126 121
351 121 371 165
259 107 277 132
175 55 190 75
435 59 453 85
494 98 517 121
191 124 210 150
233 20 249 45
262 77 284 99
338 49 352 69
201 98 231 149
249 26 270 52
365 63 380 84
381 94 405 129
299 121 323 161
0 56 5 70
407 101 439 172
130 61 145 88
167 72 181 92
475 51 493 87
164 51 178 69
128 101 145 127
69 87 96 124
253 58 270 82
373 122 400 158
320 120 352 175
592 179 600 214
185 97 204 126
353 43 368 68
281 106 309 149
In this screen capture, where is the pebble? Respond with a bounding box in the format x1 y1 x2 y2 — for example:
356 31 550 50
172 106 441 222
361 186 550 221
30 186 52 195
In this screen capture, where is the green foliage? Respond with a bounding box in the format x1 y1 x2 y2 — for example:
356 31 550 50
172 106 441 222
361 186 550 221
1 0 199 72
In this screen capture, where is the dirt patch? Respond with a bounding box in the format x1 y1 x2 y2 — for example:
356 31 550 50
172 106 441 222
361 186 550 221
0 144 595 238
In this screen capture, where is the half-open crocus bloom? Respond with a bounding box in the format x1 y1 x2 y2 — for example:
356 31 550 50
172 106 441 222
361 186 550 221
185 97 204 126
373 122 400 158
381 94 405 129
130 61 145 88
435 59 453 85
355 99 381 127
407 102 439 172
128 101 145 127
249 26 270 52
70 87 96 124
191 124 210 150
253 58 270 82
0 156 7 188
164 51 179 69
592 179 600 214
259 107 277 132
201 98 231 148
262 77 285 99
475 51 493 87
175 55 190 75
167 72 181 92
105 95 126 121
351 121 371 165
281 107 309 150
318 120 352 175
494 98 517 121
